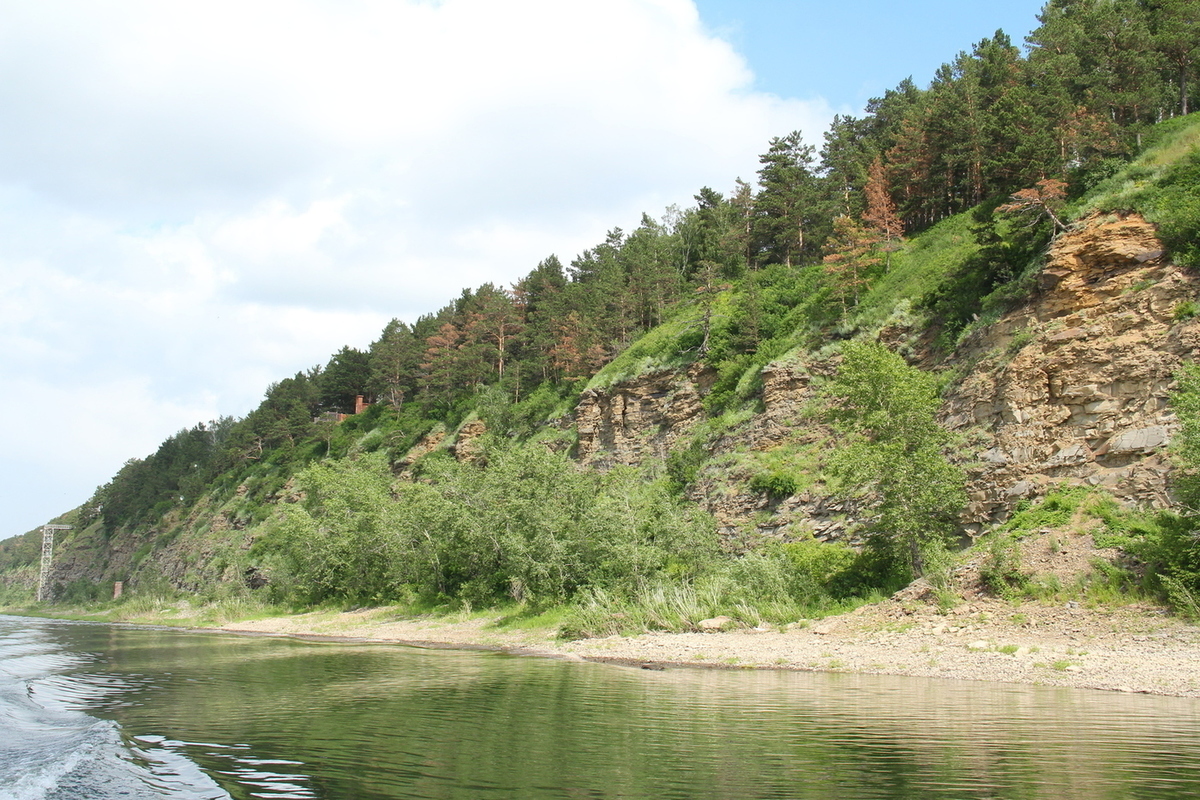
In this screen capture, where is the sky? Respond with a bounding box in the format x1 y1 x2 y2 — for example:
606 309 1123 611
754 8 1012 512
0 0 1047 539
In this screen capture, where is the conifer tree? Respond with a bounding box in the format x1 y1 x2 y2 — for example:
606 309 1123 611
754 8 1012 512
861 156 903 268
368 319 422 411
754 131 822 267
823 216 882 312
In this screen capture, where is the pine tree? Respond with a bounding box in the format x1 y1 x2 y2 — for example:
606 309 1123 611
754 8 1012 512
368 319 422 411
461 283 524 382
754 131 822 267
861 156 903 268
822 215 882 312
420 322 463 412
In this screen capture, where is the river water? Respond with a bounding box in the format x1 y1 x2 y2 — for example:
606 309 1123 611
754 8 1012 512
4 614 1200 799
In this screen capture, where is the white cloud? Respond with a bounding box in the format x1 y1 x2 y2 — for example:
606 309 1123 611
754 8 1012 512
0 0 835 537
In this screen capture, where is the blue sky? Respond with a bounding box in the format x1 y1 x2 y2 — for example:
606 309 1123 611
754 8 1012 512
696 0 1047 109
0 0 1054 540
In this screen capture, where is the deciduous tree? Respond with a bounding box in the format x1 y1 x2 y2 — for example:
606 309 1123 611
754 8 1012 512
823 341 966 578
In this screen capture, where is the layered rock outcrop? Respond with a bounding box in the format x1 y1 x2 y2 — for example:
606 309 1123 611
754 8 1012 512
572 212 1200 543
575 355 850 545
942 212 1200 527
575 364 715 466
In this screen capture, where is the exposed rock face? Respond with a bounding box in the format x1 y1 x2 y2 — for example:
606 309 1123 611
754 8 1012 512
574 354 854 546
575 364 715 466
574 212 1200 543
451 418 488 463
943 212 1200 527
396 425 447 473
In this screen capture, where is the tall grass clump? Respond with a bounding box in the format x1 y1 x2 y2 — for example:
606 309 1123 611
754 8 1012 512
557 538 868 639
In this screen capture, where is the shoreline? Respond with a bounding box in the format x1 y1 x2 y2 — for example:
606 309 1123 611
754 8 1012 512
212 596 1200 698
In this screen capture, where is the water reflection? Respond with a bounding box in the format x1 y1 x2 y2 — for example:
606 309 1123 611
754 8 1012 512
10 616 1200 800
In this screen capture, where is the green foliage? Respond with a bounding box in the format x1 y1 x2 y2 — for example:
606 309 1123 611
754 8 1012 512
778 538 858 596
919 200 1052 346
57 578 107 605
259 441 719 607
558 544 870 639
665 438 710 495
754 130 827 267
96 418 237 530
856 213 979 332
748 471 799 500
0 580 34 606
822 340 967 578
476 381 572 439
701 263 836 415
1146 150 1200 267
979 534 1030 600
0 529 41 570
585 302 709 391
1169 363 1200 512
1122 364 1200 613
318 346 371 413
1078 114 1200 266
999 486 1088 534
975 486 1162 603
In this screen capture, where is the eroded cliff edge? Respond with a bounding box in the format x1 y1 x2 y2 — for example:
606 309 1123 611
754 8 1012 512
570 212 1200 545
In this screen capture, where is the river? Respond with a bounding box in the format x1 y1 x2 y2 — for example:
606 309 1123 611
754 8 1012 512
4 613 1200 799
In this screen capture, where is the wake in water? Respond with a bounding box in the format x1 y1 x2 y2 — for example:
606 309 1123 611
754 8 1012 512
0 618 231 800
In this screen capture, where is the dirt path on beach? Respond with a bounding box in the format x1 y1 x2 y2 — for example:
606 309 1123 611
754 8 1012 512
220 597 1200 697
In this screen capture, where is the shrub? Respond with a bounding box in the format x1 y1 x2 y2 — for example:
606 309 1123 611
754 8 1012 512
259 440 720 607
1175 301 1199 322
779 539 857 595
748 471 800 500
665 438 710 495
979 534 1030 600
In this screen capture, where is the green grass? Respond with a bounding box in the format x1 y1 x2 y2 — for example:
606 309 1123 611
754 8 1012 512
1074 113 1200 266
585 300 715 390
556 575 877 640
853 212 981 331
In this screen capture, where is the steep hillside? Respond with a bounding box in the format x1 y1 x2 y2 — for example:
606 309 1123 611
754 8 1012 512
568 211 1197 546
19 210 1188 605
5 110 1200 624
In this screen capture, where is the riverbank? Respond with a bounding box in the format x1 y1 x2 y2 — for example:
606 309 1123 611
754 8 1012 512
215 595 1200 697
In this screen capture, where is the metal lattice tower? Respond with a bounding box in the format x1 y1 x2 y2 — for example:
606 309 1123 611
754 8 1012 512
37 524 72 602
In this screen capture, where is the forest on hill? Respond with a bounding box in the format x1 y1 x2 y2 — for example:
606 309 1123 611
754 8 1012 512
5 0 1200 629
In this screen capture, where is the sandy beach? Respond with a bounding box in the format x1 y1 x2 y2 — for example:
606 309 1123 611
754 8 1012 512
219 595 1200 697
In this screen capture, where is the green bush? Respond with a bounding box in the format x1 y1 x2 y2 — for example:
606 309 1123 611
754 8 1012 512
779 538 857 595
821 340 967 578
665 438 710 495
979 534 1030 600
999 487 1086 534
748 471 799 500
258 440 720 607
57 578 107 604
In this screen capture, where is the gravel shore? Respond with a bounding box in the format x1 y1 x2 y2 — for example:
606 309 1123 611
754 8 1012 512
220 596 1200 697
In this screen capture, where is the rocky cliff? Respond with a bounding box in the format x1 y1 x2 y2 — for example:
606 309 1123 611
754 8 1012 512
945 212 1197 526
570 212 1200 544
